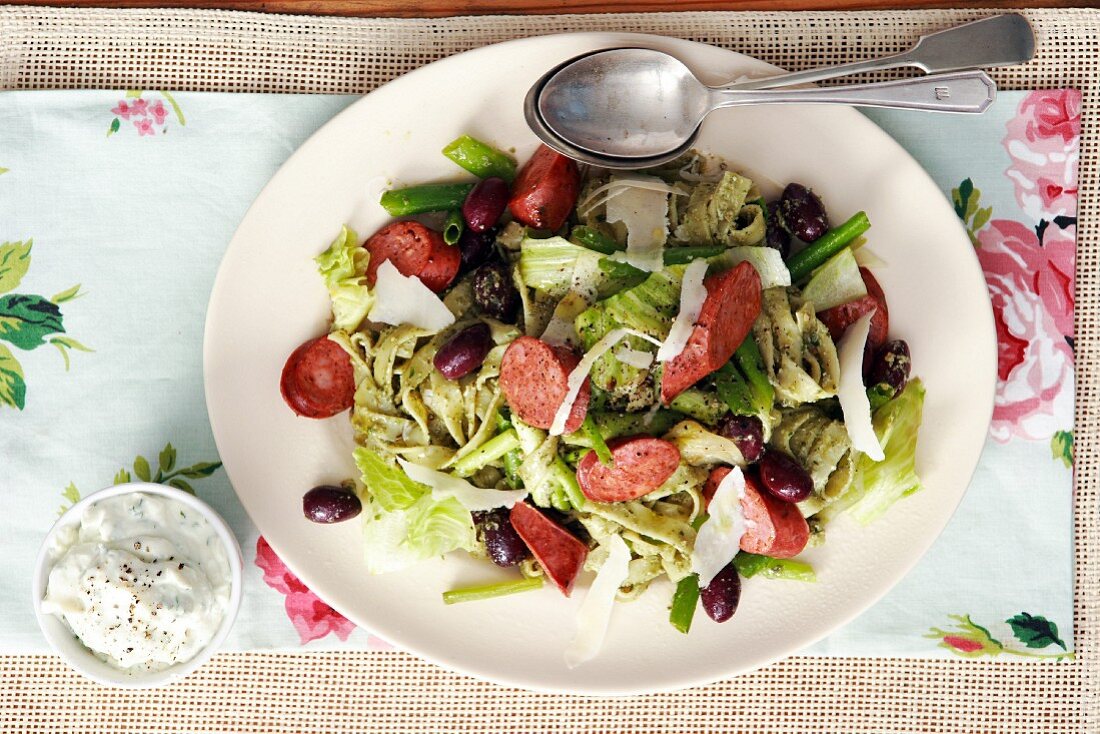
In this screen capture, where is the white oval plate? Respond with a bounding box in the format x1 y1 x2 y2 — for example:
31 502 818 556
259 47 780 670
204 33 996 695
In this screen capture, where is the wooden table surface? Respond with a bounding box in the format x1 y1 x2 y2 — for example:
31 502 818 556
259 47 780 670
6 0 1094 18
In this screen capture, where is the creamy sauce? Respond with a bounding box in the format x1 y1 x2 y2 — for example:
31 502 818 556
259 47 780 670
41 493 232 674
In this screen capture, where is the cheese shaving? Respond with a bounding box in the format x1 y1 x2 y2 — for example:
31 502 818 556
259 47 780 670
577 174 686 217
604 175 671 273
397 459 528 511
836 310 886 461
691 466 749 588
549 328 629 436
367 260 456 331
614 346 654 369
564 534 631 669
656 258 709 362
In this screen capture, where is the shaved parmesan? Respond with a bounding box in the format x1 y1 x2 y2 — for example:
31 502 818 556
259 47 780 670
367 260 456 331
713 246 791 289
577 174 686 217
691 466 749 588
564 534 631 669
614 346 654 369
656 258 709 362
549 328 629 436
836 311 885 461
398 459 528 511
605 175 670 273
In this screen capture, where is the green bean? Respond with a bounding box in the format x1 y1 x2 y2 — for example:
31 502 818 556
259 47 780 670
733 552 817 582
443 209 464 246
502 449 524 490
451 429 520 477
663 245 726 265
715 363 756 416
442 576 544 605
582 415 613 466
733 335 774 414
442 135 517 182
669 575 700 634
571 225 624 255
380 183 474 216
786 210 871 283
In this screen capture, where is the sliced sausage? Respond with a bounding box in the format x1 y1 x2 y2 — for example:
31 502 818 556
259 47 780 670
739 473 810 559
660 262 763 404
364 221 459 293
280 336 355 418
499 336 589 433
507 145 581 231
509 502 588 596
703 467 810 559
817 266 889 353
576 436 681 503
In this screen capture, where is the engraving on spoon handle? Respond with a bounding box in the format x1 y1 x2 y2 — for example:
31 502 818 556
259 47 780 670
711 70 996 113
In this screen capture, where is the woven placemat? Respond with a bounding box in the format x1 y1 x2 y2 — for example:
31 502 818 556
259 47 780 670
0 7 1096 733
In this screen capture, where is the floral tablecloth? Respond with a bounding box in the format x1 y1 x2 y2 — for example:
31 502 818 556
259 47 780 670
0 88 1078 661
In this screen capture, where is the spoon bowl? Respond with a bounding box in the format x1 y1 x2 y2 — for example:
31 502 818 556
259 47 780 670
531 48 995 165
536 48 710 160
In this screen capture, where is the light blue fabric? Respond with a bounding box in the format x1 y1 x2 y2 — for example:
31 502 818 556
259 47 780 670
0 90 1074 659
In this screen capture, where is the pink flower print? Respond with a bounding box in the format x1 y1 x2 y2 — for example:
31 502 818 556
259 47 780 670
133 118 155 137
255 536 356 644
1003 90 1081 223
978 220 1074 443
149 100 168 126
978 219 1075 340
111 100 132 120
943 636 985 654
129 97 149 117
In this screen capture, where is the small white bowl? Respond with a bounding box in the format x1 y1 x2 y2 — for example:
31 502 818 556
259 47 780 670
32 482 244 688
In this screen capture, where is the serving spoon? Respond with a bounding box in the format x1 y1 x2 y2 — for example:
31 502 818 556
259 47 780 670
527 52 995 167
726 13 1034 90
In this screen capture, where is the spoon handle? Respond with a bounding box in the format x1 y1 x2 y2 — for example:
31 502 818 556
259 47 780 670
721 52 917 91
711 70 996 114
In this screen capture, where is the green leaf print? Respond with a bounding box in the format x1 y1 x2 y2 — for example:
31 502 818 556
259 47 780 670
951 178 993 247
1007 613 1067 650
133 455 152 482
58 482 81 515
50 284 83 304
0 241 32 294
0 241 86 411
0 343 26 410
107 118 121 137
59 442 222 516
159 442 177 473
0 167 8 175
1051 430 1074 467
0 294 65 350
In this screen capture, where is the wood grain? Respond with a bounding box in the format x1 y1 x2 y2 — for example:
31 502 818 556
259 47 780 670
7 0 1094 18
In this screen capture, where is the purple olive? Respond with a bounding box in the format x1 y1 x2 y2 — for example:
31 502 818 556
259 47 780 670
778 183 830 243
759 450 814 503
701 563 741 622
434 322 493 380
472 262 520 322
716 414 765 464
764 200 791 258
870 339 912 393
473 508 530 567
303 485 361 524
458 226 498 275
462 177 510 233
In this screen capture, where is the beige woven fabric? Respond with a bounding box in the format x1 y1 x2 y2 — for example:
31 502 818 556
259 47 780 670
0 7 1095 733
